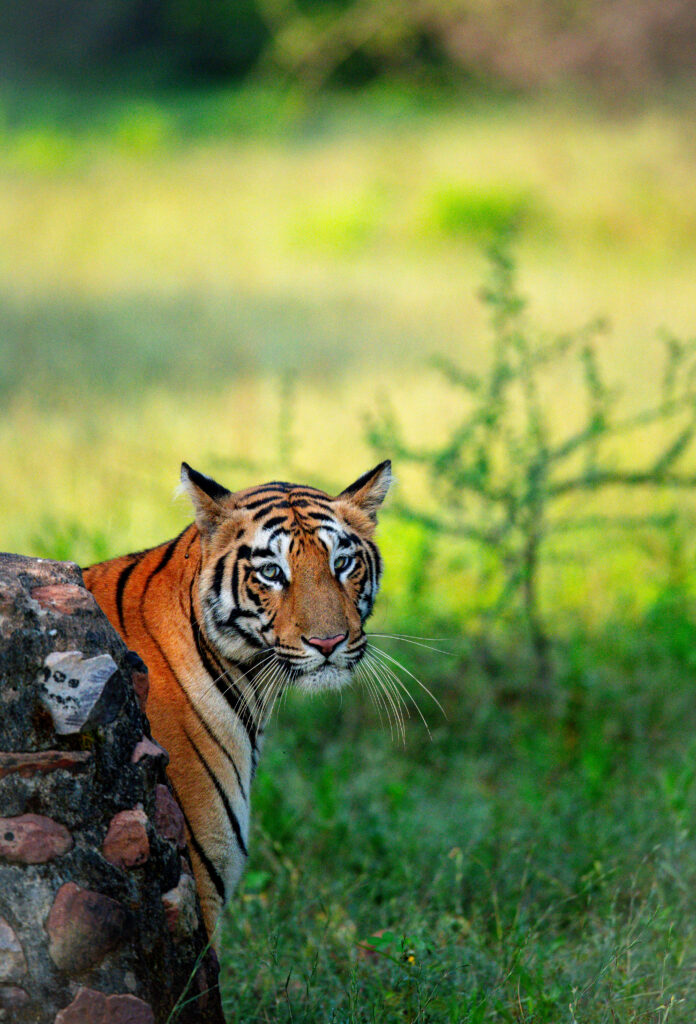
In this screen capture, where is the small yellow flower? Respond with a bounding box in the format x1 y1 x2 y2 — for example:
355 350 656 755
407 954 416 964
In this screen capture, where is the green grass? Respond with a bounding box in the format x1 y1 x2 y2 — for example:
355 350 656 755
217 607 696 1022
3 82 696 1021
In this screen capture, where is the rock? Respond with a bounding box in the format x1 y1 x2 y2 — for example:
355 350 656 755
154 785 186 849
0 553 225 1023
102 810 149 869
124 653 149 714
0 985 31 1020
54 987 155 1024
46 882 128 972
195 948 220 1013
0 751 92 779
54 987 107 1024
0 815 73 864
38 651 119 735
104 993 155 1024
162 874 198 939
31 585 96 616
0 916 27 983
130 737 168 766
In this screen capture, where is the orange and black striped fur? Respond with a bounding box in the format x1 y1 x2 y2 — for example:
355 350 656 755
83 460 391 943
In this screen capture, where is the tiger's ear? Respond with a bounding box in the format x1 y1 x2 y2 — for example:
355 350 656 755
336 460 392 524
180 462 234 537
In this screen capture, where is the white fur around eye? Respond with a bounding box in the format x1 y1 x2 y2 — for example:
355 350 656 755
254 528 292 583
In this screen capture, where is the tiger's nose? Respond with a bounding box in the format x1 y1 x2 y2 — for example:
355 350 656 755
305 633 347 657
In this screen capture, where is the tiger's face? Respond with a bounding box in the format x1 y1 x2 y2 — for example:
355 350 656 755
181 461 392 692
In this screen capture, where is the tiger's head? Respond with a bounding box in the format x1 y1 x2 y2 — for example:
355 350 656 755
180 461 392 693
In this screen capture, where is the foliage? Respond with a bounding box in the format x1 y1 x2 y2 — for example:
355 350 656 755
215 606 696 1022
368 233 696 686
429 185 538 242
3 0 696 90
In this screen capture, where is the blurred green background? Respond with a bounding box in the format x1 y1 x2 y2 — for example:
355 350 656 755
2 3 696 1021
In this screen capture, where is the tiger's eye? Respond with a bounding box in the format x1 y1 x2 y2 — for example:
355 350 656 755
334 555 352 572
259 564 282 582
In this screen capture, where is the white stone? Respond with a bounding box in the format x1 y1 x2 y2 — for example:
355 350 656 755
38 651 118 734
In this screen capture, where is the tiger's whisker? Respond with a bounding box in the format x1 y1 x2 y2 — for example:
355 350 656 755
259 662 288 724
363 654 406 743
368 656 409 744
365 649 431 739
367 632 451 641
367 643 445 716
366 634 454 655
256 662 283 722
355 661 387 732
366 648 431 726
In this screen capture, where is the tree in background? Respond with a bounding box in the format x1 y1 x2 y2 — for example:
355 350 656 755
3 0 695 89
367 235 696 688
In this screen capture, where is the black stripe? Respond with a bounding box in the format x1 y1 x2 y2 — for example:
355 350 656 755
288 487 330 498
137 532 185 628
266 526 289 543
362 544 376 579
226 618 265 651
137 586 248 802
230 558 240 605
182 463 231 502
115 559 139 634
244 495 290 511
250 546 276 559
367 539 382 579
224 609 257 624
185 729 248 857
246 482 292 496
315 524 339 536
190 601 259 748
340 461 390 496
142 530 185 591
251 503 289 521
259 515 288 530
170 781 226 901
288 498 333 510
212 554 227 597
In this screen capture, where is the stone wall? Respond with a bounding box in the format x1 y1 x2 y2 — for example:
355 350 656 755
0 554 226 1024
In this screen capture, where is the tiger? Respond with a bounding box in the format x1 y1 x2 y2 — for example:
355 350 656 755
83 459 392 944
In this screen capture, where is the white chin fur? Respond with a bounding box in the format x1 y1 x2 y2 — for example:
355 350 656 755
294 664 353 694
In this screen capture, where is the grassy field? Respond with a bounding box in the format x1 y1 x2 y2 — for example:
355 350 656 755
2 84 696 1021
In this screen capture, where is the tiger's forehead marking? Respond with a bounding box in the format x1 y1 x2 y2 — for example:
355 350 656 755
233 484 340 568
250 497 347 552
237 484 342 535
